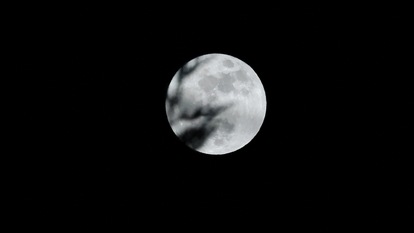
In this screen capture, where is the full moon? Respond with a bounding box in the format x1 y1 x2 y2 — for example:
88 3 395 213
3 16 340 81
165 53 266 155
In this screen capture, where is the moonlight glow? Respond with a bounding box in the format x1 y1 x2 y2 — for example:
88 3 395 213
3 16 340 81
166 53 266 155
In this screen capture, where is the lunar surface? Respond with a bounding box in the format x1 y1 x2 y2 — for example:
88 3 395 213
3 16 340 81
165 53 266 155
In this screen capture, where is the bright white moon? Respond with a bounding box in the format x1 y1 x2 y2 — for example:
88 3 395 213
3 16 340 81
166 53 266 155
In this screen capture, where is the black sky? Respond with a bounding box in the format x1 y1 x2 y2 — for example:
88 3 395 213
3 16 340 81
13 6 413 232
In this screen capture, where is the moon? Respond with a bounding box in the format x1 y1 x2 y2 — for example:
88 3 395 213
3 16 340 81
165 53 266 155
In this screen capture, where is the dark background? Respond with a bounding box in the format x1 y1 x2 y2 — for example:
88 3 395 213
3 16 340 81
13 6 412 232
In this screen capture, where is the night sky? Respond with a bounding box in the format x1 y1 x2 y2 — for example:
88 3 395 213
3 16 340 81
13 6 413 232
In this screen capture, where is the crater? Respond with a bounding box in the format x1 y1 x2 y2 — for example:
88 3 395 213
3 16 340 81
217 73 236 93
241 88 250 96
214 138 224 146
218 118 235 133
222 59 234 68
198 75 218 93
235 69 249 83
